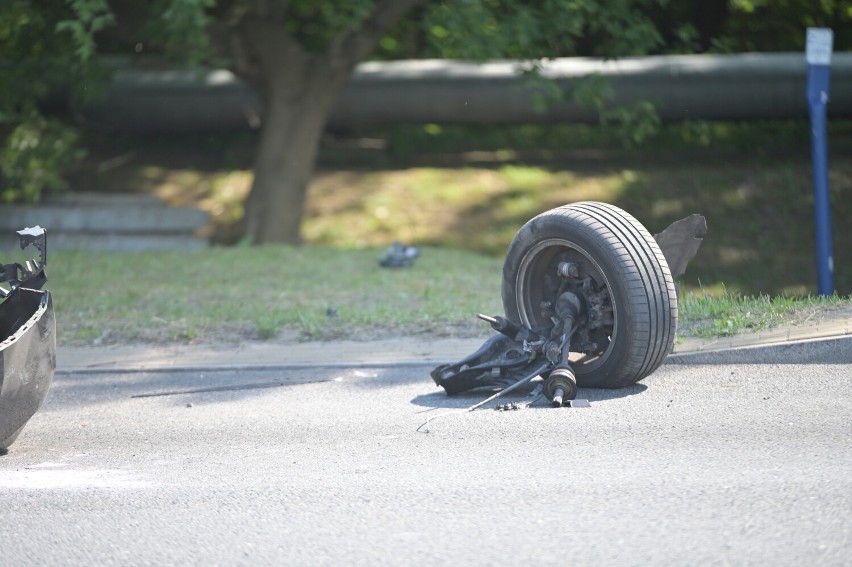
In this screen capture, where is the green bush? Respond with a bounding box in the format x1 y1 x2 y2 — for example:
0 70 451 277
0 113 85 204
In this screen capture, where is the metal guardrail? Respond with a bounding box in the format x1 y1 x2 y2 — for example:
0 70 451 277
82 53 852 131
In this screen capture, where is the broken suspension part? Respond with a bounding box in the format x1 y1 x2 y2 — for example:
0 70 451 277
432 202 700 404
502 202 677 389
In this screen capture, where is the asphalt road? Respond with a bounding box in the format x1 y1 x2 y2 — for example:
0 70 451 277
1 359 850 566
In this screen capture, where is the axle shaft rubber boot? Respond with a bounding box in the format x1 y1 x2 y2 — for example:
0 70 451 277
545 366 577 407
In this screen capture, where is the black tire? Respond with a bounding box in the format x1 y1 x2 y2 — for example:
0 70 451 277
502 202 677 388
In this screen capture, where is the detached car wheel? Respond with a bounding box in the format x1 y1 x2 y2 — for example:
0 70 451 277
502 202 677 388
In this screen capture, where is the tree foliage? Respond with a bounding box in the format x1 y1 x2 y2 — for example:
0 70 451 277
0 112 85 204
720 0 851 52
138 0 215 65
3 0 847 223
418 0 664 60
374 0 852 59
0 0 111 203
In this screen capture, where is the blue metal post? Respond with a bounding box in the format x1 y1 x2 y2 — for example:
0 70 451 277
806 29 834 296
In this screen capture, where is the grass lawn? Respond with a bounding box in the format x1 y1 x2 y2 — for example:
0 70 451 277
48 246 504 344
72 121 852 296
42 120 852 345
46 246 849 346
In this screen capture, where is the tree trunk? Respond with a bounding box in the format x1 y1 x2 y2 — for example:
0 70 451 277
229 1 426 244
243 77 336 244
233 18 351 245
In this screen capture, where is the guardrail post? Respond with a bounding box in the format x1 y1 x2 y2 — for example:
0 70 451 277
806 28 835 296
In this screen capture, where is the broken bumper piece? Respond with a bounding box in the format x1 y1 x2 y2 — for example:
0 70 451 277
0 227 55 451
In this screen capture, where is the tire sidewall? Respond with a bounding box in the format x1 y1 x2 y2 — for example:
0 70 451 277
502 209 652 388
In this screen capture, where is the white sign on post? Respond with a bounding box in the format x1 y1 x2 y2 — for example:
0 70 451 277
806 28 833 65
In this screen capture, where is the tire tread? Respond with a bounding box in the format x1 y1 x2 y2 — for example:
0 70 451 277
502 201 677 388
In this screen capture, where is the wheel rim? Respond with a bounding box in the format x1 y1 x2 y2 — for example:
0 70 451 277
514 238 617 372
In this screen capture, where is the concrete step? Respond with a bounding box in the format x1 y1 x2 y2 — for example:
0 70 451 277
1 193 209 251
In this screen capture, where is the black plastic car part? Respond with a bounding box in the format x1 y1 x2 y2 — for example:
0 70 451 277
0 227 55 451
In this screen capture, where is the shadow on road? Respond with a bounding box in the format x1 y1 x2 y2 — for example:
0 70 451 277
43 365 452 411
409 382 648 410
41 367 349 411
42 366 651 415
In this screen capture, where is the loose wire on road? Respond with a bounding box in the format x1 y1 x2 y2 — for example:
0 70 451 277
417 365 547 433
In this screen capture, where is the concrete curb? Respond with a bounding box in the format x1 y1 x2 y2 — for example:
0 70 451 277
54 360 439 375
55 337 486 375
666 334 852 365
1 193 208 251
54 331 852 375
